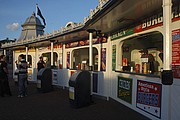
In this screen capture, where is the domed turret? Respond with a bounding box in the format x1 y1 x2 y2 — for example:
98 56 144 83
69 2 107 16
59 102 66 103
18 12 45 41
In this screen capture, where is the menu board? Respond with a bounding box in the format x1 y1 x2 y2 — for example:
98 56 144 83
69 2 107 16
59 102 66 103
136 80 162 118
172 29 180 78
117 77 132 104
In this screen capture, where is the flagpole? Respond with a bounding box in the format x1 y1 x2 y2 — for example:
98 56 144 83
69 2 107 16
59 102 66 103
36 3 38 17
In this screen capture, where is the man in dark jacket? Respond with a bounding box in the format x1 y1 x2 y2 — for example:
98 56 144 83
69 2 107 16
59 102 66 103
0 55 12 97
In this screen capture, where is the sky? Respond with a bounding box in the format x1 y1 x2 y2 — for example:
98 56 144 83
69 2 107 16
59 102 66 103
0 0 99 40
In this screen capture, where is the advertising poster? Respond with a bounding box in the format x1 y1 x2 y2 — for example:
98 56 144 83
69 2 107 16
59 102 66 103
117 77 132 104
101 48 106 71
136 80 162 118
112 45 116 71
67 52 70 69
172 29 180 78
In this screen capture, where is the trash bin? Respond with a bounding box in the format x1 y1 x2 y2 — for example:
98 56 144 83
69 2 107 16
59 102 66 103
37 68 52 93
69 70 91 108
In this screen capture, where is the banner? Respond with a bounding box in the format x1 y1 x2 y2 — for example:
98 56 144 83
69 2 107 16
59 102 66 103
172 29 180 78
101 48 106 71
136 80 162 118
67 52 70 69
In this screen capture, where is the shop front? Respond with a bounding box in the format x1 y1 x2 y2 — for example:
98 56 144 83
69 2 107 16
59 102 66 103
1 0 180 119
108 2 180 119
63 37 110 96
83 0 180 119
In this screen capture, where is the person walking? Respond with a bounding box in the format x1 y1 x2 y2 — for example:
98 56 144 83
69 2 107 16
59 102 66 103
0 55 12 97
17 54 28 98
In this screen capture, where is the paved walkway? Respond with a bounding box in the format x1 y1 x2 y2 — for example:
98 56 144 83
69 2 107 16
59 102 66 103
0 78 150 120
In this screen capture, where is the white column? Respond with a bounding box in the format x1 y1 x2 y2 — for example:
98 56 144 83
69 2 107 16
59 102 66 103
89 32 93 70
3 49 6 56
25 46 28 62
87 29 96 70
51 41 54 67
163 0 172 70
162 0 172 120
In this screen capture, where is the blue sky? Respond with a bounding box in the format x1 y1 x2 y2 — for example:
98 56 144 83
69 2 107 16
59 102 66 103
0 0 98 40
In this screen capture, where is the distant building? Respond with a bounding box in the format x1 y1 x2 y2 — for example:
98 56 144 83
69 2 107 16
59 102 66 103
0 38 16 64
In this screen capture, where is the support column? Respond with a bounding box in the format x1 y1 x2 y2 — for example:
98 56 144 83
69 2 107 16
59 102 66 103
3 49 6 56
163 0 172 71
87 29 95 71
25 45 28 62
161 0 172 120
162 0 173 85
51 41 54 67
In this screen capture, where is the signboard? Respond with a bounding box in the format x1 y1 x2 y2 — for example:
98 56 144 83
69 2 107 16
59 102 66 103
136 80 162 118
117 77 132 104
101 48 106 71
65 38 107 49
111 5 180 40
172 29 180 78
112 45 116 71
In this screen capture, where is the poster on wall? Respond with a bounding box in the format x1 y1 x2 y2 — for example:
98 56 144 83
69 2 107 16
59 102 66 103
172 29 180 78
112 45 116 71
117 77 132 104
101 48 106 71
67 52 70 69
136 80 162 118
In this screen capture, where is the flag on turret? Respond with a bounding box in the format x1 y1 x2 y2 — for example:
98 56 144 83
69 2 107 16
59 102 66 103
37 4 46 26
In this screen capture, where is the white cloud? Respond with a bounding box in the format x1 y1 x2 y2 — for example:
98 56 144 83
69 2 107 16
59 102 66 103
6 23 19 31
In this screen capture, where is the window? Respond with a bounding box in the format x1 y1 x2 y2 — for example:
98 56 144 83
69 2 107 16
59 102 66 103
42 52 58 69
28 55 32 68
71 47 98 71
120 32 163 74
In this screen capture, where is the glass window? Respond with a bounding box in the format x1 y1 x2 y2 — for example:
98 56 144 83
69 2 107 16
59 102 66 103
71 47 98 71
42 52 58 69
28 55 32 68
120 32 163 74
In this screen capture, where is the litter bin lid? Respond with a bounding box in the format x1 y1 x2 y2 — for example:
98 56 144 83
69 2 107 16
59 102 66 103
70 71 81 81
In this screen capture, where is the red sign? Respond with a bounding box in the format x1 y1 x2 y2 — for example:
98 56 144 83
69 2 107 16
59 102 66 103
172 29 180 78
65 38 107 49
136 80 162 118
